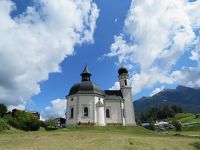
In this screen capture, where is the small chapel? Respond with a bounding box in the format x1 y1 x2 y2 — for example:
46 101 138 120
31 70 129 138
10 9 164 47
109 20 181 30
66 65 136 126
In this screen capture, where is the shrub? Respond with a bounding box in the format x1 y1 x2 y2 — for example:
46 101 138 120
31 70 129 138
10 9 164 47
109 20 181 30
148 122 155 131
6 110 40 131
173 120 182 131
0 104 7 117
45 119 57 129
0 118 9 131
39 120 47 128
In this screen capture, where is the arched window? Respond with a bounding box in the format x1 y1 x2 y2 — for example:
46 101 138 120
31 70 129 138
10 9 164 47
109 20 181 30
106 109 110 118
124 80 127 86
70 108 74 118
84 107 88 117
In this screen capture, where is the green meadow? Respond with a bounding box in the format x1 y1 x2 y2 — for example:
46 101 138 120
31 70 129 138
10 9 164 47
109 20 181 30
0 126 199 150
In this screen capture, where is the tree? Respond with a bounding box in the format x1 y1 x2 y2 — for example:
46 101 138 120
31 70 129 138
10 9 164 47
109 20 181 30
0 118 9 131
173 120 182 131
7 110 40 131
45 119 57 129
0 104 7 117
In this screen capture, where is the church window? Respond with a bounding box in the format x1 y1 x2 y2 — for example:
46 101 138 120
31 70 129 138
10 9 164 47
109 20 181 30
124 80 127 86
83 107 89 117
70 108 74 118
71 98 73 101
106 109 110 118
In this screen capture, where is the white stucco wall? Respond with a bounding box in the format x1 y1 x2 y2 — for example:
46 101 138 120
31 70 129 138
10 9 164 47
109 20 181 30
66 96 77 125
104 101 122 124
121 87 136 126
77 95 95 123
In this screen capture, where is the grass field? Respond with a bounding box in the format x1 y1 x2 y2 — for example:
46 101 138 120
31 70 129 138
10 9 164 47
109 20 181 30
167 113 200 123
0 126 200 150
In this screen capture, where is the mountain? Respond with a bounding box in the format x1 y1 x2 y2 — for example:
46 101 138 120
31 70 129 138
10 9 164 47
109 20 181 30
134 85 200 117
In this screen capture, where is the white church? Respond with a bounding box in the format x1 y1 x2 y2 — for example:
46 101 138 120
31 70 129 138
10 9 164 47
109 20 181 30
66 66 136 126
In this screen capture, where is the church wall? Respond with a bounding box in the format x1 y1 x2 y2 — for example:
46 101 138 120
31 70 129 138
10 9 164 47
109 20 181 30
104 101 122 124
121 87 136 126
77 95 95 124
66 96 77 125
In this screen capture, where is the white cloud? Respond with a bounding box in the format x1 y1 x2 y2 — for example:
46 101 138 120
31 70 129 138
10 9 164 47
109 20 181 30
190 37 200 64
150 86 165 97
109 81 120 90
171 67 200 88
129 68 173 95
42 99 66 120
107 0 200 95
0 0 99 108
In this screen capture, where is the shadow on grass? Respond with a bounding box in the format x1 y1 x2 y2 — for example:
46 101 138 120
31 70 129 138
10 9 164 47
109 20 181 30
190 142 200 150
44 127 58 131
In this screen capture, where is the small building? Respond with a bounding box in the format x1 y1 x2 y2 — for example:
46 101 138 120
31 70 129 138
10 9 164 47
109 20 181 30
66 65 136 126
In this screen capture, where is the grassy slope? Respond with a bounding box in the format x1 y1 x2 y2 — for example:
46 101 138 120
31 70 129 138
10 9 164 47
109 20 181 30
165 113 200 136
0 126 199 150
167 113 200 123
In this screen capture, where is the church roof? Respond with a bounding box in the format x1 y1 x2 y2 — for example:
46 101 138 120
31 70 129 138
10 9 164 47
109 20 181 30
104 90 123 101
68 81 104 96
104 90 122 96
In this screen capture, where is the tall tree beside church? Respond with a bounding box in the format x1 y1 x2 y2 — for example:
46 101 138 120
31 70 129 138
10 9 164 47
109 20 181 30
0 104 7 117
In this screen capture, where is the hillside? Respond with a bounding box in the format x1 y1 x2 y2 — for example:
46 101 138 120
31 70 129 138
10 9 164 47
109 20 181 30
134 85 200 116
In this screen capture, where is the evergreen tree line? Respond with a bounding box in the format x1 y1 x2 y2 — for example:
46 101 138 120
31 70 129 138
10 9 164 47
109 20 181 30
139 105 182 123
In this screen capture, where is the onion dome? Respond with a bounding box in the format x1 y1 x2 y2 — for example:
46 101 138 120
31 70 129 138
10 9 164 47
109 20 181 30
118 67 128 75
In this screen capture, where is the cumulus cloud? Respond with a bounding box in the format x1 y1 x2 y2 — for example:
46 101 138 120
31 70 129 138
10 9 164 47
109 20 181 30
109 81 120 90
0 0 99 108
42 99 66 120
107 0 200 95
171 67 200 88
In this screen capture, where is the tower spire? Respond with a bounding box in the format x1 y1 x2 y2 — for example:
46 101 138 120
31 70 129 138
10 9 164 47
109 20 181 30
81 65 91 81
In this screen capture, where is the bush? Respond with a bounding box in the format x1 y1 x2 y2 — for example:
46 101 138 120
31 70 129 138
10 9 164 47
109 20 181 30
0 118 9 131
148 122 155 131
173 121 182 131
0 104 7 117
45 119 57 129
6 110 40 131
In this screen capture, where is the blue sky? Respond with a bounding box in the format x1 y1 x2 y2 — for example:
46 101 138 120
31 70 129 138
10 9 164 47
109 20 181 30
27 0 132 113
0 0 200 119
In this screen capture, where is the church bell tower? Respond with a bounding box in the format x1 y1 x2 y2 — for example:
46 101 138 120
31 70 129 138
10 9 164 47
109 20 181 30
118 67 136 126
